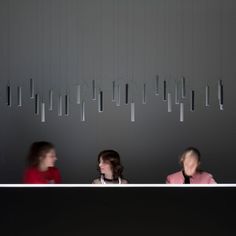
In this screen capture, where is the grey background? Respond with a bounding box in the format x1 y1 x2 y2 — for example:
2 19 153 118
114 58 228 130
0 0 235 183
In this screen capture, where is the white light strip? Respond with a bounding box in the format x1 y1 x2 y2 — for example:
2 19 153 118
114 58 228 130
0 184 236 188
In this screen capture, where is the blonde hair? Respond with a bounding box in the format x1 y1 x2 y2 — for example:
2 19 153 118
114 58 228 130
179 147 201 170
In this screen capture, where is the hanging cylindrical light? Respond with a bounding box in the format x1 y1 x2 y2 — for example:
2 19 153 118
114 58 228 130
125 83 129 104
35 94 40 115
142 83 146 104
131 102 135 122
58 95 62 116
49 89 53 111
65 94 69 116
163 80 167 101
30 78 34 99
180 102 184 122
17 86 22 107
92 80 96 100
76 85 81 104
112 81 116 102
205 85 210 107
167 93 172 112
155 75 159 95
218 80 223 110
116 85 121 106
175 81 179 104
7 85 11 107
181 76 186 98
220 83 223 110
81 100 85 121
190 90 195 112
98 90 103 112
41 102 46 122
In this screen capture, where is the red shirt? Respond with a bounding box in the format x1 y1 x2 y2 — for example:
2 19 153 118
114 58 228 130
23 167 61 184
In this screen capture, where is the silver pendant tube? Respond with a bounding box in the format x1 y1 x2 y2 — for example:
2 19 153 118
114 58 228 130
205 85 210 107
49 89 53 111
30 78 34 99
125 83 129 104
65 94 69 116
167 93 172 112
163 80 167 101
155 75 159 95
116 85 121 106
81 100 85 121
181 77 186 98
76 85 81 104
58 95 62 116
35 94 40 115
92 80 96 100
112 81 115 102
180 102 184 122
142 83 146 104
98 90 103 112
7 85 11 107
131 102 135 122
190 90 195 112
17 86 22 107
41 102 46 122
175 81 179 104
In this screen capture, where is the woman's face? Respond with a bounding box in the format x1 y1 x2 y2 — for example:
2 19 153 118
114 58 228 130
40 149 57 168
183 152 199 176
99 157 113 175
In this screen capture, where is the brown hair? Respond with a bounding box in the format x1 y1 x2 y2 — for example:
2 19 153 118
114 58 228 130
27 141 55 167
97 150 124 179
179 147 201 170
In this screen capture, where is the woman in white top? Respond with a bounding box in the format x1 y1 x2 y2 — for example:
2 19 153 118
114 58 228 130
92 150 128 184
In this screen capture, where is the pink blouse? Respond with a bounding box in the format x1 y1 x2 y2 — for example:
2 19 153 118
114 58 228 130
166 171 216 184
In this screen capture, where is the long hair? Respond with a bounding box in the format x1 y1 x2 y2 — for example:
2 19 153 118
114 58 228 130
97 150 124 179
27 141 55 167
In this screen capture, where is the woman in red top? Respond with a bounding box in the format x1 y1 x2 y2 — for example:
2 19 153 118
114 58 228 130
23 141 61 184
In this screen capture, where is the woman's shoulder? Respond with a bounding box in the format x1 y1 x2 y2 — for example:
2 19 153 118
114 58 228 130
167 171 182 178
121 178 128 184
92 178 102 184
48 166 60 172
166 171 183 183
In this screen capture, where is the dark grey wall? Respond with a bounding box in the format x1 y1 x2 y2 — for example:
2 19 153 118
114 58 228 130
0 0 235 183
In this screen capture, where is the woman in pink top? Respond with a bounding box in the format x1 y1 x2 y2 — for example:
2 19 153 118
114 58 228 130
166 147 216 184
